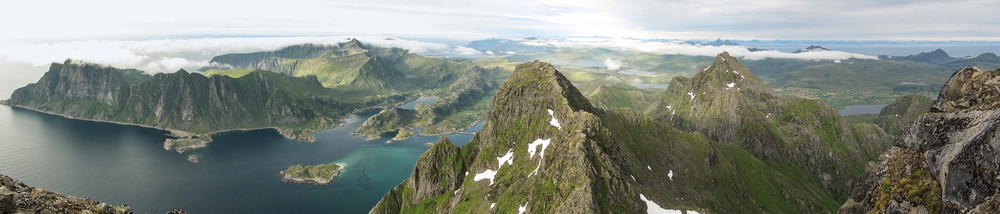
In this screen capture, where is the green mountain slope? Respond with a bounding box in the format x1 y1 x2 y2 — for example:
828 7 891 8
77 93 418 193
651 52 893 201
371 61 856 214
873 94 932 136
5 60 407 153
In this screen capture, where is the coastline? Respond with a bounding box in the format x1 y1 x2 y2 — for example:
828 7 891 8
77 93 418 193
1 104 340 153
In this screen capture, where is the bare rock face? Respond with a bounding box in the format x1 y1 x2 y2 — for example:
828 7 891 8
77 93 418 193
914 67 1000 212
842 67 1000 213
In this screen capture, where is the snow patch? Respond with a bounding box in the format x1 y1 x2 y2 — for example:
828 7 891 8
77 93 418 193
547 109 561 130
687 92 695 101
668 170 674 180
726 82 735 88
529 162 542 177
473 169 498 185
640 194 697 214
647 165 652 170
473 149 514 186
527 139 552 177
518 202 528 214
527 139 551 159
454 189 460 195
631 175 637 181
490 203 496 209
497 149 514 168
665 105 672 109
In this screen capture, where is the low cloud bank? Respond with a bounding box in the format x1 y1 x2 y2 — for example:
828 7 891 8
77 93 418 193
0 36 457 73
521 38 878 61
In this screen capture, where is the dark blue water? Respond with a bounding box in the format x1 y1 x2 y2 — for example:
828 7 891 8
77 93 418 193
0 105 483 213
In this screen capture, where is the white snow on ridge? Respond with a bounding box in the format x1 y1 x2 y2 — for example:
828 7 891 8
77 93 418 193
527 138 552 177
687 92 695 101
529 162 542 177
473 169 498 185
527 139 551 159
647 165 652 170
490 203 496 209
497 149 514 168
726 82 735 88
473 149 515 186
640 194 698 214
548 109 561 130
518 202 528 214
668 170 674 180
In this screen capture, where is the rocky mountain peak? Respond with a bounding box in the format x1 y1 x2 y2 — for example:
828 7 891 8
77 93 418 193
340 38 370 54
685 52 772 95
931 66 1000 112
493 61 596 115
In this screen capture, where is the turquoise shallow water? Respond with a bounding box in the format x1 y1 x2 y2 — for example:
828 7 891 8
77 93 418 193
0 105 482 213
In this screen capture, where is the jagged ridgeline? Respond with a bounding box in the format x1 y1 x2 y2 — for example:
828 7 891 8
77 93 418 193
651 52 893 201
206 39 501 137
842 67 1000 213
372 60 868 214
6 60 407 151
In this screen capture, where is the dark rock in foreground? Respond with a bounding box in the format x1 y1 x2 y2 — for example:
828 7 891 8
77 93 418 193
0 174 133 214
841 67 1000 213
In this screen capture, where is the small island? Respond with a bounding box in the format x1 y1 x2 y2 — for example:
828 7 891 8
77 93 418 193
280 163 344 185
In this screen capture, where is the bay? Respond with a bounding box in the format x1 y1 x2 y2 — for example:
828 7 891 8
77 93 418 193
0 104 483 213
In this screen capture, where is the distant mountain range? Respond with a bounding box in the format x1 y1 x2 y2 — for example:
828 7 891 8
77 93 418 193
4 39 505 155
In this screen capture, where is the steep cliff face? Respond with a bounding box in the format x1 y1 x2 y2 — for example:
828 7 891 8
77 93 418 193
652 52 892 199
842 67 1000 213
6 61 404 152
372 61 849 214
1 174 133 214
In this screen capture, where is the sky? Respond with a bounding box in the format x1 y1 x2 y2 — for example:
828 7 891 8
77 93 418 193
0 0 998 74
3 0 999 42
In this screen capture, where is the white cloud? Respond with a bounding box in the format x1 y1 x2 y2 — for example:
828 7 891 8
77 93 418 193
1 0 997 43
523 38 877 60
454 46 481 55
0 37 460 73
604 58 623 70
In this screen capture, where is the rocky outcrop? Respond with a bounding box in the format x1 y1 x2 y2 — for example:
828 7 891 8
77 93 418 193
1 174 133 214
372 60 852 214
841 67 1000 213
